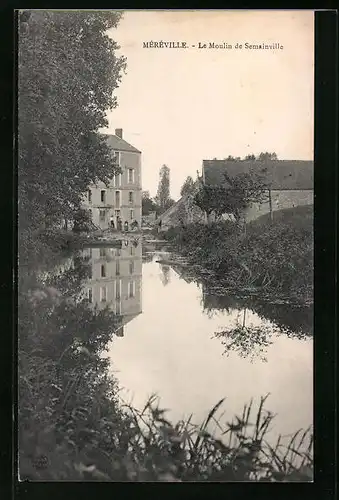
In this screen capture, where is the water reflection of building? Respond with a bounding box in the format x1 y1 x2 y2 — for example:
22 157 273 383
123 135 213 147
82 240 142 336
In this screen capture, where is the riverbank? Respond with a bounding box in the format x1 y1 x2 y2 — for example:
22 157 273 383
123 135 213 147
159 206 313 306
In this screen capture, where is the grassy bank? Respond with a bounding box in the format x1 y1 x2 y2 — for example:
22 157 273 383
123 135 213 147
160 206 313 305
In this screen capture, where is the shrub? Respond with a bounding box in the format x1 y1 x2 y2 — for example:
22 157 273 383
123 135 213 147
163 208 313 303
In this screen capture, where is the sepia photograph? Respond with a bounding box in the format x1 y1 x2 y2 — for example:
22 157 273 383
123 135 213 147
18 9 314 482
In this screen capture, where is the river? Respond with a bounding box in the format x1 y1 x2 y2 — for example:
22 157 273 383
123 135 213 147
75 238 313 444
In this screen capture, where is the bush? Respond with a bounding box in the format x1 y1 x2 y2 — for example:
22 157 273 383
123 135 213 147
163 209 313 303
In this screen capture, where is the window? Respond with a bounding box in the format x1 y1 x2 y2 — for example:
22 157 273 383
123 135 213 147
100 248 106 257
101 264 106 277
88 190 92 203
128 191 133 204
128 281 135 298
129 260 134 275
112 151 120 166
100 286 107 302
99 209 106 222
128 168 135 183
113 172 122 188
116 260 120 276
101 190 106 203
87 288 92 303
130 245 134 256
115 191 121 207
130 209 134 220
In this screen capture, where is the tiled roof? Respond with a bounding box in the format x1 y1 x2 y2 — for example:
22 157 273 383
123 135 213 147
157 196 186 222
203 160 313 190
103 134 141 154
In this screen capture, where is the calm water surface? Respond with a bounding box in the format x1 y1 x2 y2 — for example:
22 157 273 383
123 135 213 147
78 241 313 442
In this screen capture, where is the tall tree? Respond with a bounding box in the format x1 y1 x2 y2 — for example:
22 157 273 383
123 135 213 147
142 191 157 216
180 176 195 197
18 10 126 232
155 165 170 213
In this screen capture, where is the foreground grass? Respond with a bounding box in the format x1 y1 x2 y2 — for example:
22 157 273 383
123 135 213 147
160 206 313 305
18 233 313 482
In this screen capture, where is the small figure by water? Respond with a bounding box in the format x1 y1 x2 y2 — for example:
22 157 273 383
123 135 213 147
157 219 162 233
110 216 115 230
124 221 129 232
117 217 122 232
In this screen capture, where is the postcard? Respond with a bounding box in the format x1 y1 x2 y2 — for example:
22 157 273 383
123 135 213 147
18 9 314 482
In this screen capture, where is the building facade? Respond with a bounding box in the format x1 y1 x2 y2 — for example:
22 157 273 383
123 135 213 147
82 239 142 336
82 129 142 230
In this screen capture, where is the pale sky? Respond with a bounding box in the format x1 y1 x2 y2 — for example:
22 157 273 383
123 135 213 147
105 10 314 200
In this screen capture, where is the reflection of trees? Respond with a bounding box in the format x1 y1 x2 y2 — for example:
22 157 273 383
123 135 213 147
214 311 274 363
199 281 313 339
211 295 313 362
43 251 91 298
248 301 313 338
19 256 124 479
159 264 171 286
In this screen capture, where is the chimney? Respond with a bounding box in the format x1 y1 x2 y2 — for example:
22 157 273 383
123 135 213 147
115 128 123 139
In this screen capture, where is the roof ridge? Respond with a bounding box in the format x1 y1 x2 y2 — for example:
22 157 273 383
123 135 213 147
102 132 141 153
202 159 313 190
158 195 185 220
